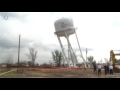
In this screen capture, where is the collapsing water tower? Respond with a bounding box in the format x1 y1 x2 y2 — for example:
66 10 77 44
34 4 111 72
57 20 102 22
54 17 87 68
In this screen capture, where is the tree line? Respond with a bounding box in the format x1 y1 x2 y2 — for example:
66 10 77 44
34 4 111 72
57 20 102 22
2 48 118 70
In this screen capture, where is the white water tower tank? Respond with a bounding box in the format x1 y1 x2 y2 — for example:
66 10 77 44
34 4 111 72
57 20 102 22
54 18 76 37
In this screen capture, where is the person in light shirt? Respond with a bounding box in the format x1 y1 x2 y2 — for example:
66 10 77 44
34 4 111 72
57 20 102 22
109 64 113 75
97 63 101 75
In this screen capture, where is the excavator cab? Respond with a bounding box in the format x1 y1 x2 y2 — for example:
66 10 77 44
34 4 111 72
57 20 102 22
110 50 120 73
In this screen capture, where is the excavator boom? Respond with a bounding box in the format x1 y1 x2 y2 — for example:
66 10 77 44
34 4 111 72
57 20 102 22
110 50 120 64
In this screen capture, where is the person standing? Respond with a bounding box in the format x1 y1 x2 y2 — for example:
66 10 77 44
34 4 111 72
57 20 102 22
93 64 97 74
97 63 101 75
104 64 107 75
107 64 109 74
109 64 113 75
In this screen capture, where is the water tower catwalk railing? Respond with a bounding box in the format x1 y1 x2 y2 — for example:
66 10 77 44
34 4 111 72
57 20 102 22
54 18 87 68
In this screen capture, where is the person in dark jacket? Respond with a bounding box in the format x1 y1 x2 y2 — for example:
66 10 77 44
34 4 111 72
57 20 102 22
107 65 109 74
93 64 97 74
104 64 107 75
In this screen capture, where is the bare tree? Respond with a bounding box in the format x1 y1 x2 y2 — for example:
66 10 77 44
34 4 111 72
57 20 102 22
52 50 62 68
87 56 94 67
26 48 38 67
35 63 39 67
27 61 33 67
104 58 108 63
19 61 27 67
104 58 110 66
88 56 94 63
4 55 13 71
100 59 103 64
92 60 96 66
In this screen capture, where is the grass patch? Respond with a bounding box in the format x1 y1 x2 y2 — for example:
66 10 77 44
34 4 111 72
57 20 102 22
0 68 120 78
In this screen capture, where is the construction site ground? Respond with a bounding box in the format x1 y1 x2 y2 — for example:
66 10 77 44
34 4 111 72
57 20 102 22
0 68 120 78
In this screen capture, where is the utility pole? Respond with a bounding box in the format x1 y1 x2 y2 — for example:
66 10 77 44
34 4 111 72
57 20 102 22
17 34 21 72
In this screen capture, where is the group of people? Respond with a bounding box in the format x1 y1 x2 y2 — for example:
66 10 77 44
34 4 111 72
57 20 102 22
93 63 113 75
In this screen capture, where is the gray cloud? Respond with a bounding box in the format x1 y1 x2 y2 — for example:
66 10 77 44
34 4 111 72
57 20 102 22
0 12 28 22
61 45 94 52
33 42 61 51
0 34 33 49
74 47 94 51
33 41 94 53
0 38 17 49
0 12 19 18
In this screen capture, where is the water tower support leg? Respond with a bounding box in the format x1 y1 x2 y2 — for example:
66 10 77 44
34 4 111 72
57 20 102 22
69 42 78 67
74 30 87 68
64 32 76 67
68 40 77 67
68 43 71 67
68 40 73 67
57 36 69 67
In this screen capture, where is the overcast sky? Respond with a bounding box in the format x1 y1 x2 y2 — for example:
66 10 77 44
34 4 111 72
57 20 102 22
0 12 120 64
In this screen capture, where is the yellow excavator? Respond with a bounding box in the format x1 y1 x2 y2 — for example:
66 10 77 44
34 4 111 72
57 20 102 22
110 50 120 72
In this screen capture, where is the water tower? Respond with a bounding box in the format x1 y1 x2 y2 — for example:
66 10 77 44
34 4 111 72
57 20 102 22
54 17 86 68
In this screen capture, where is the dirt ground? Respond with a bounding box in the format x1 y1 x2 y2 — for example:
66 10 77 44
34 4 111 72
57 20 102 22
0 68 120 78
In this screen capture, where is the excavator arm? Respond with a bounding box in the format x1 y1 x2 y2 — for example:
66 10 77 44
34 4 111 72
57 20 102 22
110 50 120 65
110 50 120 73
